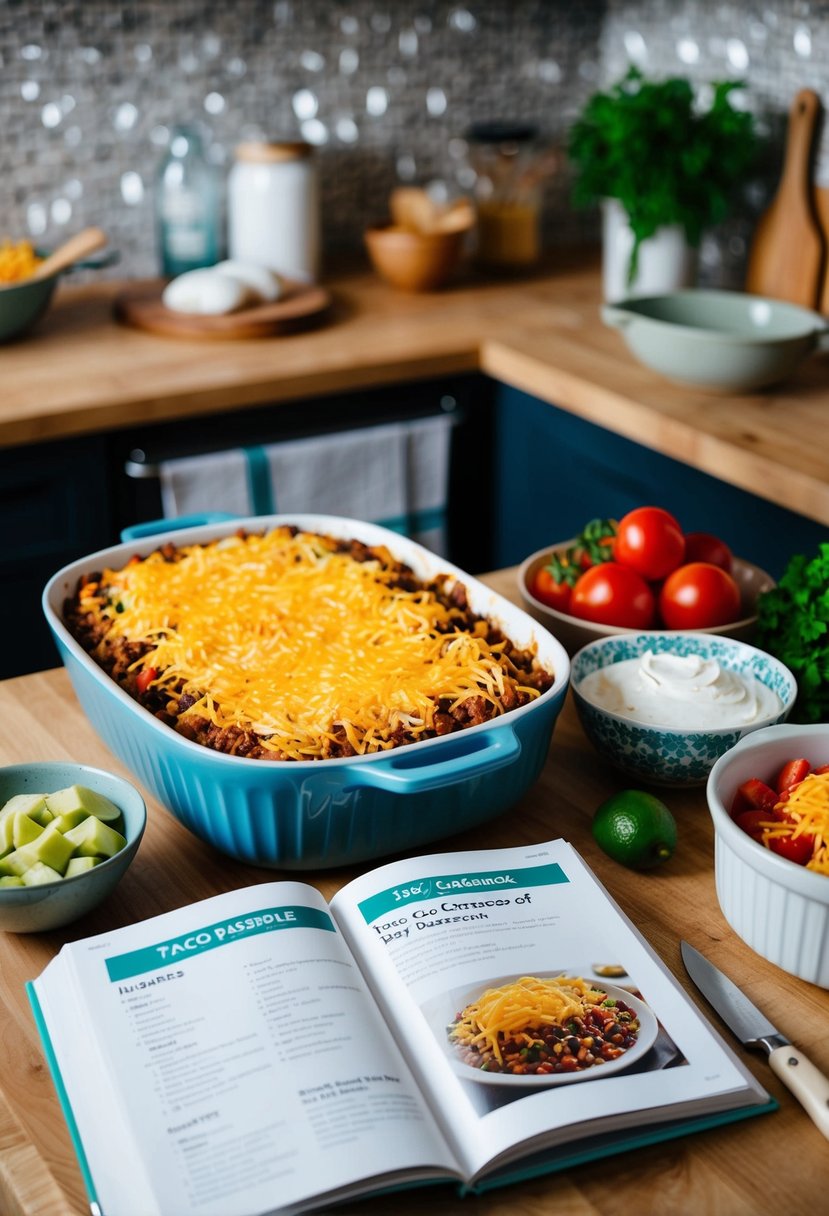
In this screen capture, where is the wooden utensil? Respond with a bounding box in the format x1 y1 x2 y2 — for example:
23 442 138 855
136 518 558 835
30 226 108 281
810 187 829 313
745 89 825 308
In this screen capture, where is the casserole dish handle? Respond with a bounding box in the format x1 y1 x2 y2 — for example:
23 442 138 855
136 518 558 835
121 513 238 542
347 725 521 793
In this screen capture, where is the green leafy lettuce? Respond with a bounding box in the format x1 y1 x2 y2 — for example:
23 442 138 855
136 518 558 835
755 545 829 723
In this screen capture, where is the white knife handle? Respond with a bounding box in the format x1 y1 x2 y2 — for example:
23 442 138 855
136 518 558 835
768 1044 829 1139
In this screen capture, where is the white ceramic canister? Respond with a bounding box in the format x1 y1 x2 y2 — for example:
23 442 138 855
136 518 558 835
227 140 321 283
601 198 697 303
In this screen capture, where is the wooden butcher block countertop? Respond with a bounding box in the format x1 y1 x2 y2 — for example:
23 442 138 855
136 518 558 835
1 255 828 526
0 567 828 1216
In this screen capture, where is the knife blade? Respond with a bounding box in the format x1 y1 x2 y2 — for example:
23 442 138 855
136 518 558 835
681 941 829 1139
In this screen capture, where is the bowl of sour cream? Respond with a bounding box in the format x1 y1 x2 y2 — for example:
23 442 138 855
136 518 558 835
571 633 797 786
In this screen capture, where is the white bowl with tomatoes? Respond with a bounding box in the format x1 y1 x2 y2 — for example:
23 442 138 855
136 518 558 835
518 507 775 656
707 723 829 988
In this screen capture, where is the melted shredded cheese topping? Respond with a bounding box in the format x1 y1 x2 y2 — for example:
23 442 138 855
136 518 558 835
79 528 548 760
763 772 829 875
450 975 606 1062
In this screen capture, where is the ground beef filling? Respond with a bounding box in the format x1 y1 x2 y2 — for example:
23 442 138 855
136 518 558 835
64 532 555 762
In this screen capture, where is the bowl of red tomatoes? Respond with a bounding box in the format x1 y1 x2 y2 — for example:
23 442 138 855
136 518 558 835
707 723 829 987
518 507 775 656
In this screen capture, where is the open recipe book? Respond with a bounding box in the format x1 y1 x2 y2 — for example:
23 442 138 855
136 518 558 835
28 839 773 1216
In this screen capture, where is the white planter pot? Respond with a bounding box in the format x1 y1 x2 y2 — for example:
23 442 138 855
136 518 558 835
602 198 697 303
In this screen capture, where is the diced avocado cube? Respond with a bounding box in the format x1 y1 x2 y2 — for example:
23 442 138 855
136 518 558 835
63 817 127 859
65 855 102 878
21 861 63 887
51 809 91 833
45 785 122 824
0 843 39 876
0 875 25 887
0 812 16 857
12 811 44 849
1 794 51 824
28 822 76 875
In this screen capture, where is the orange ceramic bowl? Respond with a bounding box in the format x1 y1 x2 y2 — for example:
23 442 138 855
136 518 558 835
364 224 465 292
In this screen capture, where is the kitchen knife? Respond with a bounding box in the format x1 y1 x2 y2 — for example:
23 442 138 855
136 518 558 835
681 940 829 1139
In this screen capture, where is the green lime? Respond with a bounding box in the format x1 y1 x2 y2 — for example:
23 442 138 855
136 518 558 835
592 790 677 870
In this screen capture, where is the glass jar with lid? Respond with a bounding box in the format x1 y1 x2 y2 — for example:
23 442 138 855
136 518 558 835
227 140 321 283
465 122 555 271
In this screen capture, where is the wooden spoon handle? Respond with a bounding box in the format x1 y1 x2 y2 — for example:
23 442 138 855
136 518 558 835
32 227 108 280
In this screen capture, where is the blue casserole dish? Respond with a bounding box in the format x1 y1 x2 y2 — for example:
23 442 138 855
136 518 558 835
42 514 570 869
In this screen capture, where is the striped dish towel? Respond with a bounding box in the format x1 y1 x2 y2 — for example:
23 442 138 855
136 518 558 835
157 414 453 554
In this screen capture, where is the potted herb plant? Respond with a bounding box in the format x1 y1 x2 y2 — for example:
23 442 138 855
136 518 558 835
568 67 757 300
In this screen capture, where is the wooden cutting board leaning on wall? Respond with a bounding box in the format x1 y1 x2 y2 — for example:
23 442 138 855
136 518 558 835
812 186 829 313
745 88 825 310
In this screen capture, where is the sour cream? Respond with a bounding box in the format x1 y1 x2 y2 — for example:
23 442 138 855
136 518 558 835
577 650 781 729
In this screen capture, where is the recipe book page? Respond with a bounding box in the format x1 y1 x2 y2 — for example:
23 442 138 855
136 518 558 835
28 881 458 1216
330 838 770 1183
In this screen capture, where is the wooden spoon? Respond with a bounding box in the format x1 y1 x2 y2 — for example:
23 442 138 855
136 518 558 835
30 226 109 282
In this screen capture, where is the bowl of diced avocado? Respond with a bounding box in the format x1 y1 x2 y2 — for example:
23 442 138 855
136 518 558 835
0 762 146 932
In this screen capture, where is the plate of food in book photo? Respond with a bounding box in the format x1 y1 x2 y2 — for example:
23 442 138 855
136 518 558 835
439 972 659 1088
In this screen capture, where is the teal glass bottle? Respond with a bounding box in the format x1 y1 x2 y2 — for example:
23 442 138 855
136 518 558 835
155 125 221 277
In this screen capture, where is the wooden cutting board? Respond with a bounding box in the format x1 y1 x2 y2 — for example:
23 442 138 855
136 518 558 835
745 88 825 308
811 186 829 313
113 278 332 340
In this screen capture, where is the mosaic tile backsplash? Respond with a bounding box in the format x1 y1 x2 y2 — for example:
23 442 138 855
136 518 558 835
3 0 828 283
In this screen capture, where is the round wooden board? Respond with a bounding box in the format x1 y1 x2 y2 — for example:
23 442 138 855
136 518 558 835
113 278 332 340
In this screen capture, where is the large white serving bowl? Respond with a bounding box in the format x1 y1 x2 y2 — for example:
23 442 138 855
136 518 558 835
707 723 829 988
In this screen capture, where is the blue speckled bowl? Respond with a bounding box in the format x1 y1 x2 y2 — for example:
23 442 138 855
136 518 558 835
571 633 797 788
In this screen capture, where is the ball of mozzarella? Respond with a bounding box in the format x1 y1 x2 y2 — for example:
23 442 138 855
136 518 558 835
214 260 285 303
162 268 251 315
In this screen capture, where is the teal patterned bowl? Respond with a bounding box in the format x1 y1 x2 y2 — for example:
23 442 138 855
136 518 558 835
571 633 797 787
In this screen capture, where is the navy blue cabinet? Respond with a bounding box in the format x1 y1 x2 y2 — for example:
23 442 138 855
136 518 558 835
2 433 114 678
490 384 826 579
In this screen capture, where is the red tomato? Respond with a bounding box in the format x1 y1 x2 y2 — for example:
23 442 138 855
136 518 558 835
731 778 778 815
135 666 158 695
657 562 741 630
531 567 572 613
732 809 773 841
569 562 656 629
767 832 816 866
683 531 733 572
612 506 686 581
774 758 811 793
